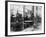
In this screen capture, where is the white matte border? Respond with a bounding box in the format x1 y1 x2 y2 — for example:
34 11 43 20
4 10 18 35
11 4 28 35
8 2 44 35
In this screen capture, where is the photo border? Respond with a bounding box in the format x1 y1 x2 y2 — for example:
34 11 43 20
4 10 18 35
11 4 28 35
5 1 45 36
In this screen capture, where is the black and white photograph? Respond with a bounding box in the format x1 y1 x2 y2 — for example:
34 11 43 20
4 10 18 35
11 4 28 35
6 1 45 36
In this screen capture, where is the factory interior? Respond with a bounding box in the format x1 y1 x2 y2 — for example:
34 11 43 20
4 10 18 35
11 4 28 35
10 5 42 32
